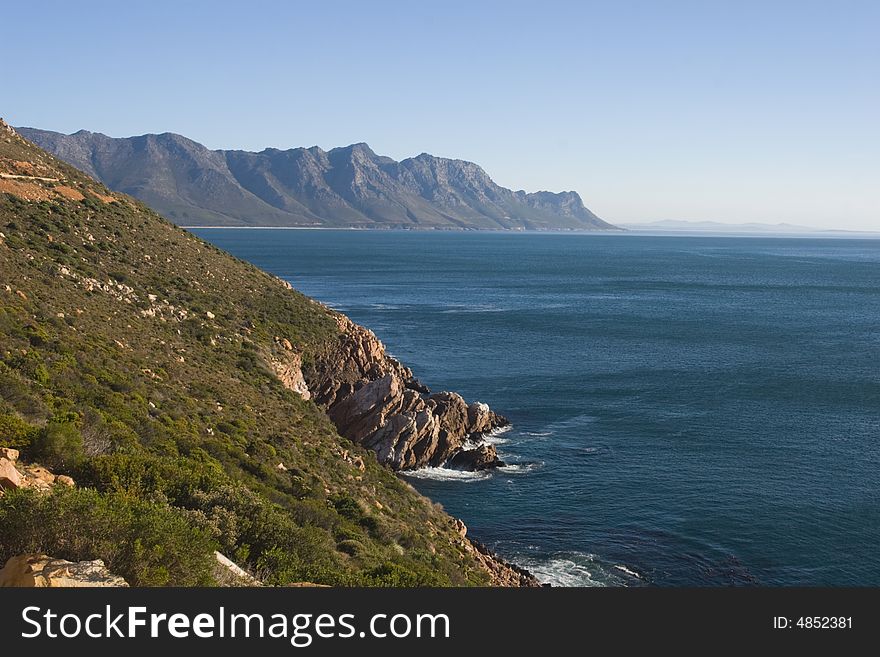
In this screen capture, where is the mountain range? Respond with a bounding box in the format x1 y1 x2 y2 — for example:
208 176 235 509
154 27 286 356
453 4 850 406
18 127 615 231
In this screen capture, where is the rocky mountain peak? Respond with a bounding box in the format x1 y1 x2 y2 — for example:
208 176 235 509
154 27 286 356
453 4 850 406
18 126 617 231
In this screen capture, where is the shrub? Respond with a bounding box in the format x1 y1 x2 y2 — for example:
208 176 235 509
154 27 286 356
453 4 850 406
76 453 343 584
332 495 365 522
0 487 217 586
27 421 85 472
337 539 365 556
357 561 448 587
0 371 48 420
24 324 50 347
254 544 348 587
0 413 37 450
76 453 227 501
289 498 339 530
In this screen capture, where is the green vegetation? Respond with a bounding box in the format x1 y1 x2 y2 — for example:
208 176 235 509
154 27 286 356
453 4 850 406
0 413 36 450
0 129 493 586
29 419 85 471
0 487 216 586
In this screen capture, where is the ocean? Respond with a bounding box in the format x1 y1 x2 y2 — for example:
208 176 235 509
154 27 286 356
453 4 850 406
192 229 880 586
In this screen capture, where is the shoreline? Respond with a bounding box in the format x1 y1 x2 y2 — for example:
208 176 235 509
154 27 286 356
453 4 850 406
302 310 540 586
184 226 880 239
183 225 626 234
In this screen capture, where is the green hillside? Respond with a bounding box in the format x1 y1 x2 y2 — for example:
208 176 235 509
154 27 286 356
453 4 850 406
0 119 521 586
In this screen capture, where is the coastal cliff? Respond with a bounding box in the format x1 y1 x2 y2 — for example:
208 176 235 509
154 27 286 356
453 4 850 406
306 315 507 471
264 309 534 586
0 118 537 587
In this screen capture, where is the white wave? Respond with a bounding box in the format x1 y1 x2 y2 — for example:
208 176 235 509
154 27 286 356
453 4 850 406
497 461 543 474
486 424 513 436
401 466 492 482
525 430 553 437
517 553 625 587
482 425 513 445
613 564 642 579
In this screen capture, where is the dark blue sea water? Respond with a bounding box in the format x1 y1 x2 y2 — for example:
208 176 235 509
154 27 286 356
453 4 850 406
193 229 880 586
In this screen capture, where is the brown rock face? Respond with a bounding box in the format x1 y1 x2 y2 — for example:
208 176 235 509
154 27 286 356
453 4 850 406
465 540 542 587
0 554 128 587
18 464 57 492
0 447 20 461
0 457 22 490
445 519 540 586
0 451 76 494
447 443 504 471
307 315 508 471
268 348 311 400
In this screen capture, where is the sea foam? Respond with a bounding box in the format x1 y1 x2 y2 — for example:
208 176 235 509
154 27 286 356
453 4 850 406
517 552 630 587
497 461 543 474
481 424 513 445
402 467 492 482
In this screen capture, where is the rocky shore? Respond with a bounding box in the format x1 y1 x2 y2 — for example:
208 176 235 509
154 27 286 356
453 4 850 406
276 313 539 586
305 315 507 472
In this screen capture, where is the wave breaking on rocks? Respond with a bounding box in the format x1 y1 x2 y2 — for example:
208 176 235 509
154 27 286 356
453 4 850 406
305 315 508 472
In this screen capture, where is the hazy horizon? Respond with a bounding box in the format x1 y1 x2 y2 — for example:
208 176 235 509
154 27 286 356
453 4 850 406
3 0 877 231
620 219 879 232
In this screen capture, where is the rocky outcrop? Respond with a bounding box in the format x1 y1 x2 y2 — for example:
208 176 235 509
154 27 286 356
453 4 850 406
306 315 507 471
304 312 538 582
0 453 22 490
268 337 311 400
447 444 504 470
448 520 539 587
0 118 19 140
468 539 541 587
0 554 128 587
0 449 74 494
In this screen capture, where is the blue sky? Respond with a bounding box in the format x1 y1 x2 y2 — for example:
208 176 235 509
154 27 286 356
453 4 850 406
3 0 878 229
